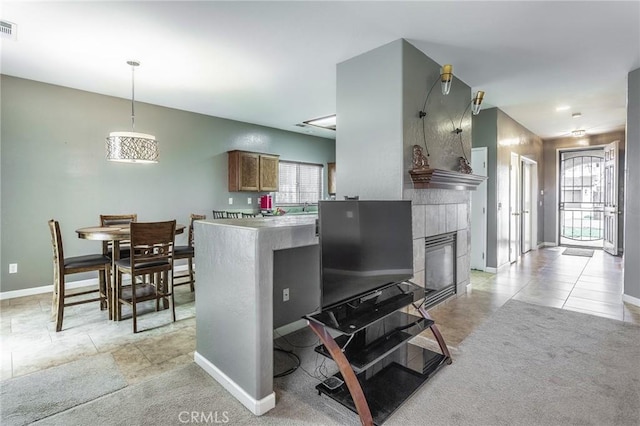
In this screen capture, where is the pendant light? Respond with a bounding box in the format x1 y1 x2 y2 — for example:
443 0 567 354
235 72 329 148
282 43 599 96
106 60 158 163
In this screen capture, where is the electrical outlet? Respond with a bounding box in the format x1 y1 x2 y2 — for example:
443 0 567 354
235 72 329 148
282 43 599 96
283 288 289 302
247 197 252 205
228 197 233 205
9 263 17 274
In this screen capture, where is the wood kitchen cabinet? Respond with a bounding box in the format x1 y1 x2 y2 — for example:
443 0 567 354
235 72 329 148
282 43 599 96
228 150 279 192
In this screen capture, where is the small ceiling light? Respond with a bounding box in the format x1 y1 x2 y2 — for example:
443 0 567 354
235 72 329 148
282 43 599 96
556 105 570 111
572 112 582 119
572 129 586 137
303 114 336 130
441 64 453 95
106 60 158 163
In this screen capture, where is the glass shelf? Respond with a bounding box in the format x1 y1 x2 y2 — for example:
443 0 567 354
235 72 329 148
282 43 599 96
314 311 433 373
316 347 448 425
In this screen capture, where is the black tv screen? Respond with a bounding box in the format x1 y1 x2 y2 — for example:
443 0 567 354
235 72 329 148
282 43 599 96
319 200 414 309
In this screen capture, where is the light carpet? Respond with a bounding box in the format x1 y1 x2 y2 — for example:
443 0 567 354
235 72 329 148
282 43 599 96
28 300 640 425
0 353 127 426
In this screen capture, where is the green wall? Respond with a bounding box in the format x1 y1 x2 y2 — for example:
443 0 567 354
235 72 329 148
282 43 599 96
0 75 335 293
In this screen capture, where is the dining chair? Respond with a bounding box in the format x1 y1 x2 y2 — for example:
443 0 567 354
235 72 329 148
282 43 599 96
48 220 111 332
100 214 137 260
115 220 177 333
226 211 241 218
241 212 259 218
174 214 206 292
212 210 226 219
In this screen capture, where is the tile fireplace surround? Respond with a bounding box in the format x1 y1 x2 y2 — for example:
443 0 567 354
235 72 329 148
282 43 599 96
405 188 471 297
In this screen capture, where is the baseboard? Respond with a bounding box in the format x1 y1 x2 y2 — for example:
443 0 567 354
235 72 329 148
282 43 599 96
622 293 640 307
485 262 510 274
274 319 308 337
542 242 557 247
194 351 275 415
0 265 189 301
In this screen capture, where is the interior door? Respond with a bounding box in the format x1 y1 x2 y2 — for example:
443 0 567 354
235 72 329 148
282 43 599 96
603 141 619 255
521 160 533 254
509 152 520 263
471 148 487 270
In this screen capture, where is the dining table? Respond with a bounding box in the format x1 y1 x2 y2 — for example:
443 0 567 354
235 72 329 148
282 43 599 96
76 223 185 321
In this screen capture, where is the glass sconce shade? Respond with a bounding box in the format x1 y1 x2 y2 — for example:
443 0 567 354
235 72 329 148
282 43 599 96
106 131 158 163
441 64 453 95
471 91 485 115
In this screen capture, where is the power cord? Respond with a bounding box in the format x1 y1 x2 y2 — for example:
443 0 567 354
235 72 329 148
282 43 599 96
273 347 300 378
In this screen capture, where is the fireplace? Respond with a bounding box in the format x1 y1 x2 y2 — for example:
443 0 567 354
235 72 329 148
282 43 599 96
423 232 457 308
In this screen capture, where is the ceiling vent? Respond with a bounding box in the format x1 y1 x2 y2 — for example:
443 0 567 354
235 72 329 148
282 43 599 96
0 20 17 40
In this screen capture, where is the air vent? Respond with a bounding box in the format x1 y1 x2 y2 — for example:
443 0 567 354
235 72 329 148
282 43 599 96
0 20 17 40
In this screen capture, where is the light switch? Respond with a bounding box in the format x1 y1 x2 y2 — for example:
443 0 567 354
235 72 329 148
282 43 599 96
247 197 252 205
228 197 233 205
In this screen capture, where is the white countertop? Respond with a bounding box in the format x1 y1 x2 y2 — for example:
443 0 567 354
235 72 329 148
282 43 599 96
202 215 317 230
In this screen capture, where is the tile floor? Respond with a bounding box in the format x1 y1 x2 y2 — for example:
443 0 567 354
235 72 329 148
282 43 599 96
1 247 638 386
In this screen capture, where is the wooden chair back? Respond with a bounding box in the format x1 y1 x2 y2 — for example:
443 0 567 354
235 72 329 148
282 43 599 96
128 221 176 271
212 210 226 219
226 211 241 218
188 214 206 247
100 214 137 256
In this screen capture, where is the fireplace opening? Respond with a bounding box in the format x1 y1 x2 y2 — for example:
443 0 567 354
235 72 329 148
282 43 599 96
423 232 457 309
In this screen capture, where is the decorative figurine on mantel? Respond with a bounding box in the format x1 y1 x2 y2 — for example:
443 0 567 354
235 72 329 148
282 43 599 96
458 156 473 174
412 145 430 170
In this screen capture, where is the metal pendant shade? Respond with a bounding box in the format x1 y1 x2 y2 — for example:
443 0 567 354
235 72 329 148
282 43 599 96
106 61 158 163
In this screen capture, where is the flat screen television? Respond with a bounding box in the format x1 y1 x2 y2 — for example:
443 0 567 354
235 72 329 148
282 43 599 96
319 200 414 309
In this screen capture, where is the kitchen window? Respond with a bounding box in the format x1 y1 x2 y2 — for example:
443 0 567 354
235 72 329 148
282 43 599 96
277 161 323 204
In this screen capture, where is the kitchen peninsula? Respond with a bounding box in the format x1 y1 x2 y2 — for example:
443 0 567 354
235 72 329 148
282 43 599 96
193 216 319 415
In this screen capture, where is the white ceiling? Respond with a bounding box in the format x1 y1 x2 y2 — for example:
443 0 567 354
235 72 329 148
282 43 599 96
2 1 639 141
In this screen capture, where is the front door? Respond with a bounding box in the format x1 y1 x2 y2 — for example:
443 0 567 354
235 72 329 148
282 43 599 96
603 141 619 255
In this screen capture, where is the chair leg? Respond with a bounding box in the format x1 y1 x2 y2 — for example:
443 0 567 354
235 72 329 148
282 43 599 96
54 276 65 332
116 270 123 322
131 273 138 333
188 258 195 292
99 270 107 311
106 267 113 321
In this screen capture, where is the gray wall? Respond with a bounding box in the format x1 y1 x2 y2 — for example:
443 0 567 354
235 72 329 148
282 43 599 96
1 75 335 292
542 130 625 247
336 39 404 200
472 107 544 269
335 38 473 199
401 40 472 185
624 68 640 300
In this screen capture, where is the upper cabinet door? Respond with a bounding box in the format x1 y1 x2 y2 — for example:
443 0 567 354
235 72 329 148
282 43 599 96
228 150 279 192
259 154 279 191
229 150 260 192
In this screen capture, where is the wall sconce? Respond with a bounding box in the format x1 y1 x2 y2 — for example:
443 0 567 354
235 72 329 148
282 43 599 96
452 91 486 174
416 64 454 165
106 60 159 163
571 129 586 137
441 64 453 95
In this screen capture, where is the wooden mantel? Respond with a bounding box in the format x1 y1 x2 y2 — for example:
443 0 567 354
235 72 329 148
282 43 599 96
409 168 487 190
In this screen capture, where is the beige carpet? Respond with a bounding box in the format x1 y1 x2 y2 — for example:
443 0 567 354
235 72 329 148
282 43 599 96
26 300 640 425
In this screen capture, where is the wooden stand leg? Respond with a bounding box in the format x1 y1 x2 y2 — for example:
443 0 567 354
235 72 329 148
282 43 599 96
414 303 452 364
308 321 373 426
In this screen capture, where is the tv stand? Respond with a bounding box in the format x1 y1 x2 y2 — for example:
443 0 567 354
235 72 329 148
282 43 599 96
305 282 451 426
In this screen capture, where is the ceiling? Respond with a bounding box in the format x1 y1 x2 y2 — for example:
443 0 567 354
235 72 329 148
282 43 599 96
2 1 639 141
